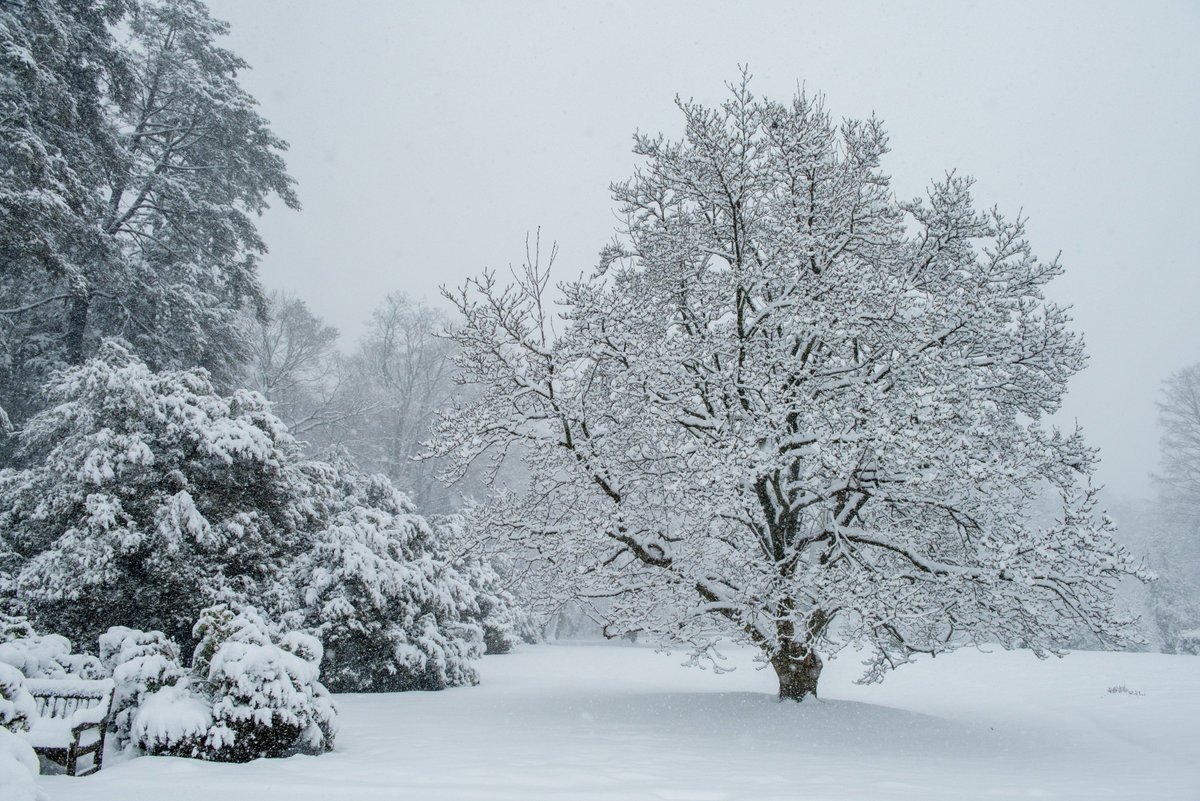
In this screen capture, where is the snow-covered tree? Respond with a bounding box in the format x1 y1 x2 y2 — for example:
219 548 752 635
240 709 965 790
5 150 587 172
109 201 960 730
1 342 492 692
0 340 314 646
343 293 461 512
435 76 1150 699
286 465 484 692
435 512 540 654
0 0 297 458
0 0 130 441
1158 364 1200 516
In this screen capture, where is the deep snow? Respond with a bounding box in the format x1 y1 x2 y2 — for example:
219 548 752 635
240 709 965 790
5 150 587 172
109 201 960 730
38 643 1200 800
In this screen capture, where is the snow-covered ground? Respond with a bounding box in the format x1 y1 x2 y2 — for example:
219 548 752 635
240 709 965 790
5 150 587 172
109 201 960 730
39 643 1200 801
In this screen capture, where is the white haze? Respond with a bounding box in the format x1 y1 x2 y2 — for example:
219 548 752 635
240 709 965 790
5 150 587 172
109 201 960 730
205 0 1200 504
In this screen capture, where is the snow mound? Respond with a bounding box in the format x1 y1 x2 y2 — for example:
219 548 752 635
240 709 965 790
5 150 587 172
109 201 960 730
0 728 39 801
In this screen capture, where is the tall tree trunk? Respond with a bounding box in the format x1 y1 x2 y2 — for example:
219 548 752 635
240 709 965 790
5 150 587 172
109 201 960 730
65 291 90 365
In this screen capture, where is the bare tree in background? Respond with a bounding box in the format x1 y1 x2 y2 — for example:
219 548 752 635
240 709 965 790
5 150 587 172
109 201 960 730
243 290 368 445
347 293 459 512
244 290 483 513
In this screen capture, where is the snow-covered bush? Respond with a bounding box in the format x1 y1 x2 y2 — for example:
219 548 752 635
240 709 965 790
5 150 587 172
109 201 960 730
289 467 483 692
0 341 317 647
0 664 35 734
0 615 103 679
193 605 336 761
0 626 39 801
100 627 189 748
130 681 212 758
84 609 338 762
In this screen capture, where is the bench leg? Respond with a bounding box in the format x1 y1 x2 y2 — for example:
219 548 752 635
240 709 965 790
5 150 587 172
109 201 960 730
74 742 105 776
93 726 105 773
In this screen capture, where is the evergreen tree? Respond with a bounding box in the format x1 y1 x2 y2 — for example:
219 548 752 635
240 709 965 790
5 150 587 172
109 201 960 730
0 0 297 460
287 464 484 692
0 340 313 646
0 343 495 692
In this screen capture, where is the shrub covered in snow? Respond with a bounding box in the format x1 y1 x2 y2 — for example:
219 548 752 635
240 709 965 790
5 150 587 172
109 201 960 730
193 605 336 761
100 627 189 748
0 615 103 679
0 728 40 801
130 680 213 757
101 607 337 762
288 468 484 692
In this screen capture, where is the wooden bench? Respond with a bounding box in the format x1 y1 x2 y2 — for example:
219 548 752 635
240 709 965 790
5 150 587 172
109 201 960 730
23 678 115 777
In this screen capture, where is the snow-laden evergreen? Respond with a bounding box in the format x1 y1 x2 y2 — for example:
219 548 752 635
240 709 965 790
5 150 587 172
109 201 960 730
192 605 336 761
0 0 298 450
100 627 189 749
0 341 314 647
286 466 484 691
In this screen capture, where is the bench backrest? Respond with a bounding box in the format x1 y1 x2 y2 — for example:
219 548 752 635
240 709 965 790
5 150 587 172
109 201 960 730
24 679 116 721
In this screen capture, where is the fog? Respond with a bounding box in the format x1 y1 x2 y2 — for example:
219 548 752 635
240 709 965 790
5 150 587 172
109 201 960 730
206 0 1200 502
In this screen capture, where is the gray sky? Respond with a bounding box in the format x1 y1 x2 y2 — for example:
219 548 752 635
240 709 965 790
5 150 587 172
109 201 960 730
207 0 1199 502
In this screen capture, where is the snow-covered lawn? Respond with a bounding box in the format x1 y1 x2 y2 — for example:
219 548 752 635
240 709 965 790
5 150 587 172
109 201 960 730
40 643 1200 800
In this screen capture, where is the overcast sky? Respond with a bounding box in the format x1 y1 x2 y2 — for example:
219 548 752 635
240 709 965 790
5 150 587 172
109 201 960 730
206 0 1199 503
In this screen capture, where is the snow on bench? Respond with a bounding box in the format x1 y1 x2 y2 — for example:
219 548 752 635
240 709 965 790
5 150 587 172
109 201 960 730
22 678 115 777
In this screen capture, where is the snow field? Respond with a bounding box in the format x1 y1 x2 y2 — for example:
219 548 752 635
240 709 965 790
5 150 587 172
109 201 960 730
40 643 1200 801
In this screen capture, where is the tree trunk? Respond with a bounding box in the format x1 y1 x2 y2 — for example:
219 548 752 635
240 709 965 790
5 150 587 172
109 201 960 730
771 643 823 701
769 606 827 701
65 291 90 365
